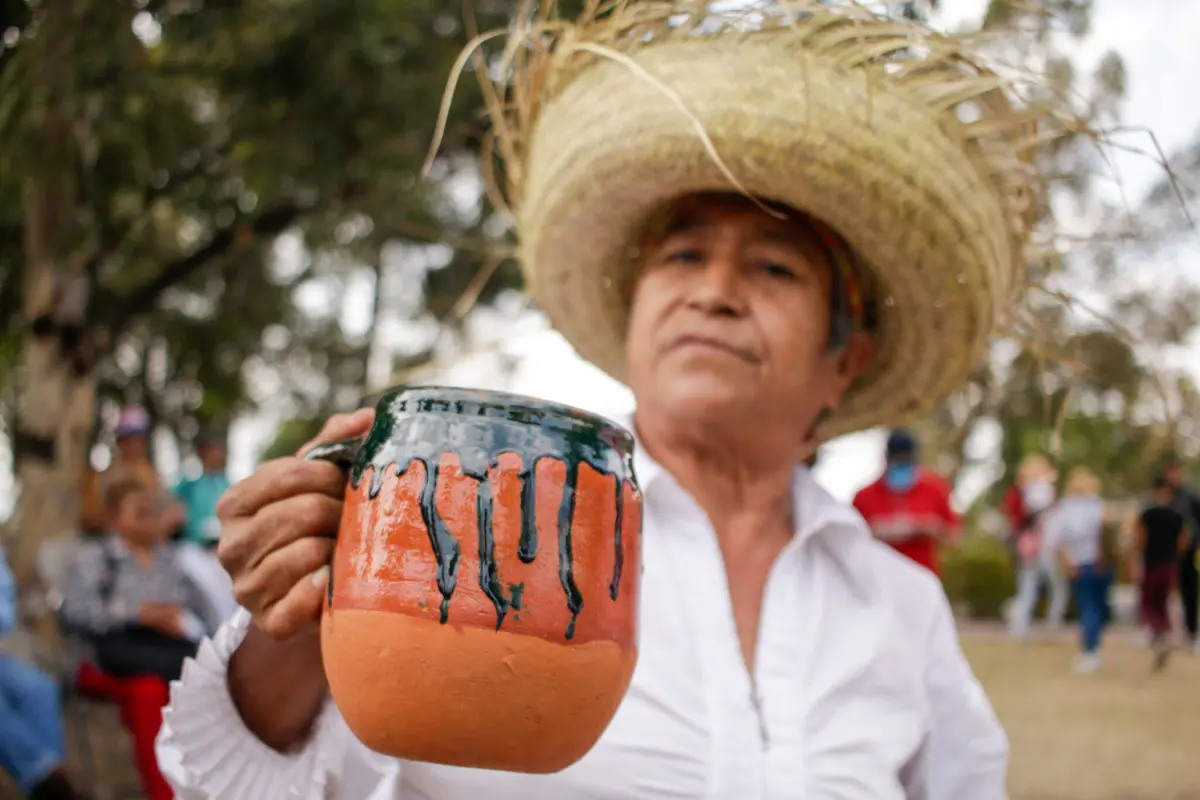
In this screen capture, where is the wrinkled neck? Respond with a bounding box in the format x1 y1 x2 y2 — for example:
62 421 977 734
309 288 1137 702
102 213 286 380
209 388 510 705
634 408 799 548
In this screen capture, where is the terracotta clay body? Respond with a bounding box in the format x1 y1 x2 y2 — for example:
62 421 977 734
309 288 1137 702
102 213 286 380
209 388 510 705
310 387 643 774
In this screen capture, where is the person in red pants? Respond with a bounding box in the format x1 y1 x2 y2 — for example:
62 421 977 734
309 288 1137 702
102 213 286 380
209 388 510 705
63 478 219 800
1134 477 1187 671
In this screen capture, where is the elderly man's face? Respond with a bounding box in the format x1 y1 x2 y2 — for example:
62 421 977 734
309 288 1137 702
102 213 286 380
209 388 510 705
625 194 871 431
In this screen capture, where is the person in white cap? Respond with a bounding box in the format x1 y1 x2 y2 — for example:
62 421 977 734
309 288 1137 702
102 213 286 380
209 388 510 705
156 2 1102 797
80 406 167 536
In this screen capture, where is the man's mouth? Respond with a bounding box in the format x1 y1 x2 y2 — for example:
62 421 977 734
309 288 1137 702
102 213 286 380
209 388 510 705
668 334 758 363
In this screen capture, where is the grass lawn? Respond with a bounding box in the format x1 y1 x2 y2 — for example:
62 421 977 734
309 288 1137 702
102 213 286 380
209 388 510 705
963 635 1200 800
2 633 1192 800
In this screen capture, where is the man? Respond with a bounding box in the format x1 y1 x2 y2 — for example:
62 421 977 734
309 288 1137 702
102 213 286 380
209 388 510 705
80 406 183 538
1134 477 1186 670
853 430 959 577
154 2 1093 796
1163 461 1200 651
174 432 239 622
174 432 232 548
0 542 92 800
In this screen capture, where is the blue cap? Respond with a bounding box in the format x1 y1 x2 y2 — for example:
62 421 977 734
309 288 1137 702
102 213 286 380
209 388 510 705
885 429 917 458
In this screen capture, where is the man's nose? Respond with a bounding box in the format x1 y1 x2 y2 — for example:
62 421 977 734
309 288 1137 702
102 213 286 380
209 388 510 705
686 253 746 316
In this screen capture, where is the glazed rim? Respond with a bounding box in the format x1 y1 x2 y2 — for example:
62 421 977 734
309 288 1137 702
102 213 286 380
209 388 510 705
375 385 636 453
426 1 1100 439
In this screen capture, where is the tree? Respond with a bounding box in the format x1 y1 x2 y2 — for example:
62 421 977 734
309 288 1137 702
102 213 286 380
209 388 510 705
912 0 1200 503
0 0 529 585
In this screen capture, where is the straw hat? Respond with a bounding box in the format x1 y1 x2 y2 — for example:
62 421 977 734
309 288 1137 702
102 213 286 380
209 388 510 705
441 2 1081 437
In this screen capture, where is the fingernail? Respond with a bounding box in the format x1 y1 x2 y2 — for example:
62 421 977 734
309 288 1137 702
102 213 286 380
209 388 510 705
310 565 331 587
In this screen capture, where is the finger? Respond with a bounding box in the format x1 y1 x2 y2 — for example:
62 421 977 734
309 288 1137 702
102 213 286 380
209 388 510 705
257 565 330 640
234 536 336 619
217 457 347 521
249 493 344 571
298 408 376 457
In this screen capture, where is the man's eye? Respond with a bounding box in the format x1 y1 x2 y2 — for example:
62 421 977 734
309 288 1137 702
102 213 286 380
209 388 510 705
662 247 705 264
762 262 796 279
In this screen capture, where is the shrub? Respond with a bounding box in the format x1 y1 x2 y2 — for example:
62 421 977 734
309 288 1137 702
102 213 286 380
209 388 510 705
940 537 1016 620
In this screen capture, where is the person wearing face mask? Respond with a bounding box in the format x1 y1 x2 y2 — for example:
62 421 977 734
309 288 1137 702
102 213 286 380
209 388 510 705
1006 455 1068 640
853 430 959 577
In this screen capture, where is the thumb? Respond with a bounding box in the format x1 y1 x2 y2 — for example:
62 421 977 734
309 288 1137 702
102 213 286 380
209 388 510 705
298 408 376 457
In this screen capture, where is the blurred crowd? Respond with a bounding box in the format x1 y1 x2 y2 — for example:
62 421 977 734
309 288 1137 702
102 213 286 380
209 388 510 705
1 406 234 800
848 428 1200 675
999 455 1200 673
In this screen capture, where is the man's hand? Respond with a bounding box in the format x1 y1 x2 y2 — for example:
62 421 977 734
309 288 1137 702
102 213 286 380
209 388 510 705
222 408 376 753
217 408 374 640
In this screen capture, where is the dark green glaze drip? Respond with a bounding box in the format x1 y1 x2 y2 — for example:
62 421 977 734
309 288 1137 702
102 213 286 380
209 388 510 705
474 468 510 629
417 459 460 623
556 460 584 640
517 461 540 563
317 386 638 639
609 479 625 602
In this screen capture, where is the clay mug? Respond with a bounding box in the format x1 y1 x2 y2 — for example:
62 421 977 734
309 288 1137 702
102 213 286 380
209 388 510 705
306 386 643 774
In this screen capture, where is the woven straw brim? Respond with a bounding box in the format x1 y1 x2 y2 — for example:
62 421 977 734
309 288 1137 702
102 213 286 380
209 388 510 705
518 31 1030 438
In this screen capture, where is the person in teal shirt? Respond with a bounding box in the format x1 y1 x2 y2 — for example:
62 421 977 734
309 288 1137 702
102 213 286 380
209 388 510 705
174 433 231 548
173 432 238 623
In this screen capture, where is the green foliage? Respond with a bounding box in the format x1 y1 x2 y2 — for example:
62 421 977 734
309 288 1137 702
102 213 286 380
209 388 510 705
941 537 1016 620
917 0 1200 502
0 0 531 455
259 416 325 463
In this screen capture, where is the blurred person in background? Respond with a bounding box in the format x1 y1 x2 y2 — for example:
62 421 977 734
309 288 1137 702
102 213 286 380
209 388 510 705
853 429 959 578
62 477 219 681
79 406 184 539
1001 454 1057 567
174 430 238 623
1133 476 1187 671
0 542 92 800
1162 461 1200 652
1043 467 1111 674
1006 454 1067 640
62 477 221 800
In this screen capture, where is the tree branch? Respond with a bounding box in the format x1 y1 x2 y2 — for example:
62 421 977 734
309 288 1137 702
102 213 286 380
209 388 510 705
109 201 305 325
82 141 232 280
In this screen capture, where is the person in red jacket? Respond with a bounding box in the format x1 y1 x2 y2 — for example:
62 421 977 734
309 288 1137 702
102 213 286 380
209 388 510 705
853 429 959 576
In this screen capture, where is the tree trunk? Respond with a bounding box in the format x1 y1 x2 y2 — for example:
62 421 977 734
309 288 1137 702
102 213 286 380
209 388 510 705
8 0 102 595
9 179 94 593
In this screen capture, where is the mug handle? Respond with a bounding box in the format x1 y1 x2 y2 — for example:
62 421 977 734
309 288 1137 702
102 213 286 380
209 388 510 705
303 437 363 471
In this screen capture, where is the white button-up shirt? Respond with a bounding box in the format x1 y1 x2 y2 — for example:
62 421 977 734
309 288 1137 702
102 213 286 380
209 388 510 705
156 431 1008 799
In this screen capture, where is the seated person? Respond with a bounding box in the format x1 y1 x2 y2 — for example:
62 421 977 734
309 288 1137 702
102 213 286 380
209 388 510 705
0 542 91 800
61 477 220 683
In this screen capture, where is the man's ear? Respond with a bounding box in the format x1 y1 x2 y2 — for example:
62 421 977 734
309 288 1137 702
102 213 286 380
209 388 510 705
837 332 874 381
817 332 873 417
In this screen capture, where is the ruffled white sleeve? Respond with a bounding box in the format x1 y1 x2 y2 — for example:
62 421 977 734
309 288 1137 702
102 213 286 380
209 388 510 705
155 608 355 800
